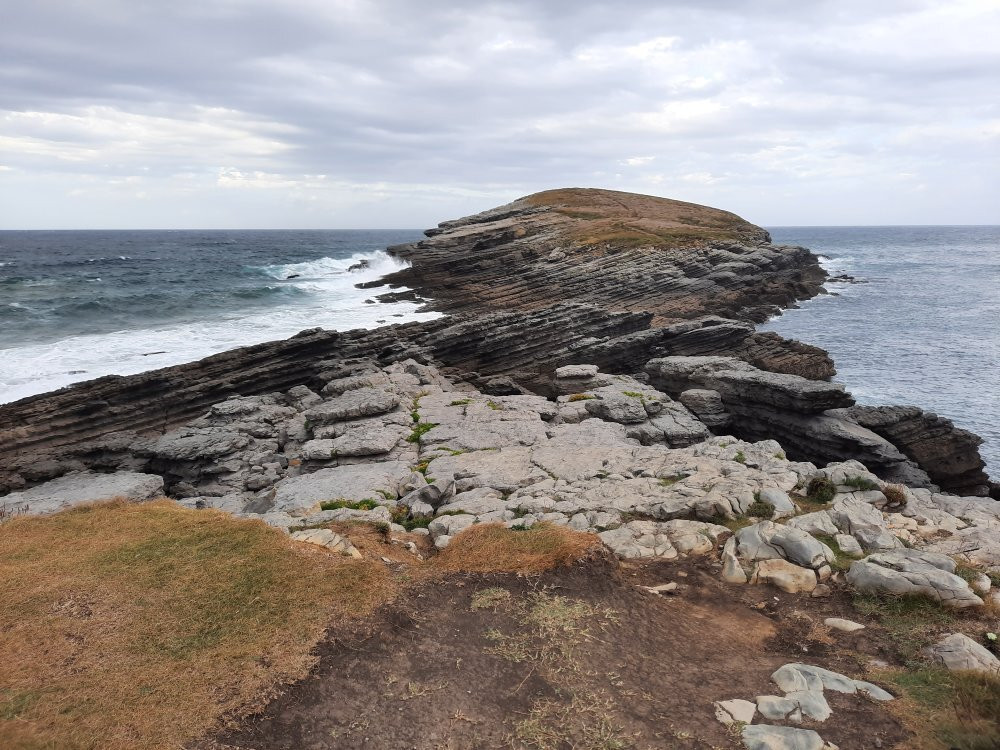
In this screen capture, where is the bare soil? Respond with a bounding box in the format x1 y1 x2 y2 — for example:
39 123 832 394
206 553 908 750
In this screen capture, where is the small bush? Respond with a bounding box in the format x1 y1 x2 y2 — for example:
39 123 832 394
747 500 775 518
734 451 746 464
807 477 837 504
319 498 379 512
486 400 503 411
566 393 594 402
882 483 907 508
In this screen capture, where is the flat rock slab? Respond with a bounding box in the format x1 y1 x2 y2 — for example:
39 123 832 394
271 462 412 516
305 388 400 425
1 471 164 517
714 698 756 726
771 663 894 701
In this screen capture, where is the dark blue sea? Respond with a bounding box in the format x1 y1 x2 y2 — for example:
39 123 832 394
764 226 1000 476
2 226 997 476
0 230 437 403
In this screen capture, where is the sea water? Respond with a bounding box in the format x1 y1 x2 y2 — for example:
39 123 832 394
0 229 439 403
763 226 1000 475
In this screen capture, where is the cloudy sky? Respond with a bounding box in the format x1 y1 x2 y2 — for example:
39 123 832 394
1 0 998 229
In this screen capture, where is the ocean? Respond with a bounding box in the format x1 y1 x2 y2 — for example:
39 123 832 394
763 225 1000 476
0 230 439 404
2 226 996 477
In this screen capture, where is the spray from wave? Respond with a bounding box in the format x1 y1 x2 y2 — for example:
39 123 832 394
0 247 439 404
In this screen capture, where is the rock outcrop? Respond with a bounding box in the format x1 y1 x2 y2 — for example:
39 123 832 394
645 355 990 496
0 188 991 501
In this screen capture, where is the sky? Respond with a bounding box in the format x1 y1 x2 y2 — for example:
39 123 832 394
1 0 998 229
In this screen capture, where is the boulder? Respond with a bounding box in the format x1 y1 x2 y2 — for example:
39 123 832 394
752 559 817 594
846 549 984 608
924 633 1000 673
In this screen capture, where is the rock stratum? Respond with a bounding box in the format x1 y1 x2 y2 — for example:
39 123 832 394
0 188 992 500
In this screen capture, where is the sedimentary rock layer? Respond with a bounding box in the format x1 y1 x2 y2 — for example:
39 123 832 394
377 188 827 327
0 188 991 497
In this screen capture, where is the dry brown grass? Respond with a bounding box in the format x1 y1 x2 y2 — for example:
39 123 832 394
433 523 602 574
0 499 397 750
521 187 766 249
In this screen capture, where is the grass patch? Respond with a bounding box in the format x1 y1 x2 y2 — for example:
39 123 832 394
885 667 1000 750
567 393 594 402
433 523 601 574
406 421 437 443
747 499 775 519
843 475 880 491
482 587 625 749
705 515 754 533
0 499 396 750
852 592 956 664
657 475 686 487
470 587 512 610
449 399 472 406
319 498 379 511
733 451 746 464
486 400 503 411
773 451 786 460
812 534 854 572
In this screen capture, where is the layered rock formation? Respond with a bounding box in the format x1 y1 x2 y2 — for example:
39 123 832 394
0 188 991 498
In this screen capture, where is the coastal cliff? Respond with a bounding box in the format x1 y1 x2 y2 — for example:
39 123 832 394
0 188 992 498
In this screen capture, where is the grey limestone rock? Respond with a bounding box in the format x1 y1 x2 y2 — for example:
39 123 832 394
678 388 731 431
741 724 825 750
924 633 1000 673
584 393 648 424
0 470 164 517
846 548 984 608
305 387 400 425
271 461 412 516
148 428 250 461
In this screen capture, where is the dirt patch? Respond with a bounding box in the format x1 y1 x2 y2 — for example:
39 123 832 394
208 553 906 750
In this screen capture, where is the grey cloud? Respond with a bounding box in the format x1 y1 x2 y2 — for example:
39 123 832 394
0 0 997 228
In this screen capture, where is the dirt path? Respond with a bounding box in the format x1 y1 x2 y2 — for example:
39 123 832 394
205 554 906 750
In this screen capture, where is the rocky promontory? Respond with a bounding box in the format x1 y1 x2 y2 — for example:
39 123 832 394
0 188 990 499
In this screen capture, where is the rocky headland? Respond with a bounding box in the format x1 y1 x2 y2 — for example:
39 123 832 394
1 188 998 749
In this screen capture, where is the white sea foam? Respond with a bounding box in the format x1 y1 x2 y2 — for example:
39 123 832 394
0 250 441 404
